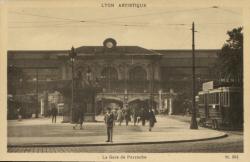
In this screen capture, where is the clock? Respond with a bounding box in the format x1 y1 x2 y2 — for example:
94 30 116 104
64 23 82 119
103 38 117 49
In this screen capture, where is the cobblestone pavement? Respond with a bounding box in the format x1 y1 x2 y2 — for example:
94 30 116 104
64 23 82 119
8 115 226 146
7 131 243 153
7 115 242 153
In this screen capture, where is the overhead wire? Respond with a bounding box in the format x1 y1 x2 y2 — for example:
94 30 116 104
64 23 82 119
8 6 242 29
8 22 241 29
9 7 212 22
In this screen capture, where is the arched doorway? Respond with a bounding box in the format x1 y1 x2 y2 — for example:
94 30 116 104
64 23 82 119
95 98 123 115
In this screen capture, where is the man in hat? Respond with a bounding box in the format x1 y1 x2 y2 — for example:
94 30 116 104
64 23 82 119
104 107 115 142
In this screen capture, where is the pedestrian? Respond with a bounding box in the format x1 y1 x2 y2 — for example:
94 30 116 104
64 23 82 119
51 103 58 123
132 108 138 126
17 106 22 121
73 104 84 130
104 107 115 142
148 108 157 131
183 99 189 116
112 108 117 126
117 107 123 126
140 107 147 126
124 108 131 126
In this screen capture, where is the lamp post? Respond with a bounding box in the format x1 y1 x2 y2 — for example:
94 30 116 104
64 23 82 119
100 75 105 114
69 46 77 122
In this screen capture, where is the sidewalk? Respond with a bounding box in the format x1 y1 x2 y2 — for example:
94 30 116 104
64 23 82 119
7 115 227 147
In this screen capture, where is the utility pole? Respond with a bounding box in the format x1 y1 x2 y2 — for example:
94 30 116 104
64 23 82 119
190 22 198 129
35 68 39 118
150 59 155 110
71 58 74 122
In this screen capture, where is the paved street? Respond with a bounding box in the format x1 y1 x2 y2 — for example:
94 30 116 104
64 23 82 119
7 131 243 152
7 115 243 153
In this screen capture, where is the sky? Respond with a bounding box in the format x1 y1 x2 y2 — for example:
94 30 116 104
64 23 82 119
7 2 243 50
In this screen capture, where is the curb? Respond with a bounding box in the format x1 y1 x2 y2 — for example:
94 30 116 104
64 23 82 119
7 133 228 148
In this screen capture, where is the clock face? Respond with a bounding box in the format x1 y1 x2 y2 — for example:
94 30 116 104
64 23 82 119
105 41 114 48
103 38 117 49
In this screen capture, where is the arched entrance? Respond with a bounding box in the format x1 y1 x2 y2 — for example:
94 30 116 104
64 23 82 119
95 98 123 115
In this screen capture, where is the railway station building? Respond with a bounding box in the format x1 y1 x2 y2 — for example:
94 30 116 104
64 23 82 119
7 38 219 121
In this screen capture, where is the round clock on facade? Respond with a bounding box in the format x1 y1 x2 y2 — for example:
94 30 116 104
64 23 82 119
103 38 117 49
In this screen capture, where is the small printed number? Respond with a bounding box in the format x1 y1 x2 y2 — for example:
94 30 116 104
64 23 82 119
225 155 239 160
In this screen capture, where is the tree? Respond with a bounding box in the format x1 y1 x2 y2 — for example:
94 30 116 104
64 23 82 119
8 65 27 95
215 27 243 85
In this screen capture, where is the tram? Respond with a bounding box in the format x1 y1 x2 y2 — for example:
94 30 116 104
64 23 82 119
198 85 243 130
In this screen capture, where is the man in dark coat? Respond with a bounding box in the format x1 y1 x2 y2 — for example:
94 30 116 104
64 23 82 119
148 108 157 131
140 107 148 126
51 103 58 123
73 104 84 130
104 107 115 142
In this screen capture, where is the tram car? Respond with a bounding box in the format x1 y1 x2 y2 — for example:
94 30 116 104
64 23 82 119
198 86 243 130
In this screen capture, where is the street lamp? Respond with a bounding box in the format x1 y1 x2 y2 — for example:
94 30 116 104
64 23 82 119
100 75 105 114
69 46 77 122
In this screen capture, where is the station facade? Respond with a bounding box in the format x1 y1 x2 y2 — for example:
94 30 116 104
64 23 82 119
7 39 219 121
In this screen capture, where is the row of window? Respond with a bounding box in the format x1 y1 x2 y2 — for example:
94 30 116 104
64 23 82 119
91 66 147 81
199 92 230 106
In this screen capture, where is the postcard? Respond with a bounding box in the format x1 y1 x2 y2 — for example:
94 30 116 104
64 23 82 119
0 0 249 162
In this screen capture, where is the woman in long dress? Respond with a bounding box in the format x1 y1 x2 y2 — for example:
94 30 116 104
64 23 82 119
116 108 123 126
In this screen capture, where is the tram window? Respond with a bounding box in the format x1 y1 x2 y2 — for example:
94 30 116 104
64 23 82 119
211 94 214 104
224 92 229 106
210 94 213 104
212 94 214 104
227 92 230 106
215 93 219 104
199 95 204 104
221 93 224 105
208 94 211 104
214 94 216 104
212 94 215 104
223 93 226 105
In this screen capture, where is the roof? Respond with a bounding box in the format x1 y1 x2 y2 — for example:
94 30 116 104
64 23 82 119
7 48 220 58
75 46 162 55
154 49 219 58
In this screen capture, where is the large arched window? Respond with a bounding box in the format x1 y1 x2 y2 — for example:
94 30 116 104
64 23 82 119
129 66 147 81
101 67 118 81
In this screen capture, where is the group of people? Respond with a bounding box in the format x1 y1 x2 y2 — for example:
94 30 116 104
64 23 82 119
104 107 157 142
49 103 157 143
115 107 156 127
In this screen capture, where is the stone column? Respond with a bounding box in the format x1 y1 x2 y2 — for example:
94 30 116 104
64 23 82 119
168 98 173 115
158 90 162 111
43 91 48 117
40 98 44 116
164 98 168 111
